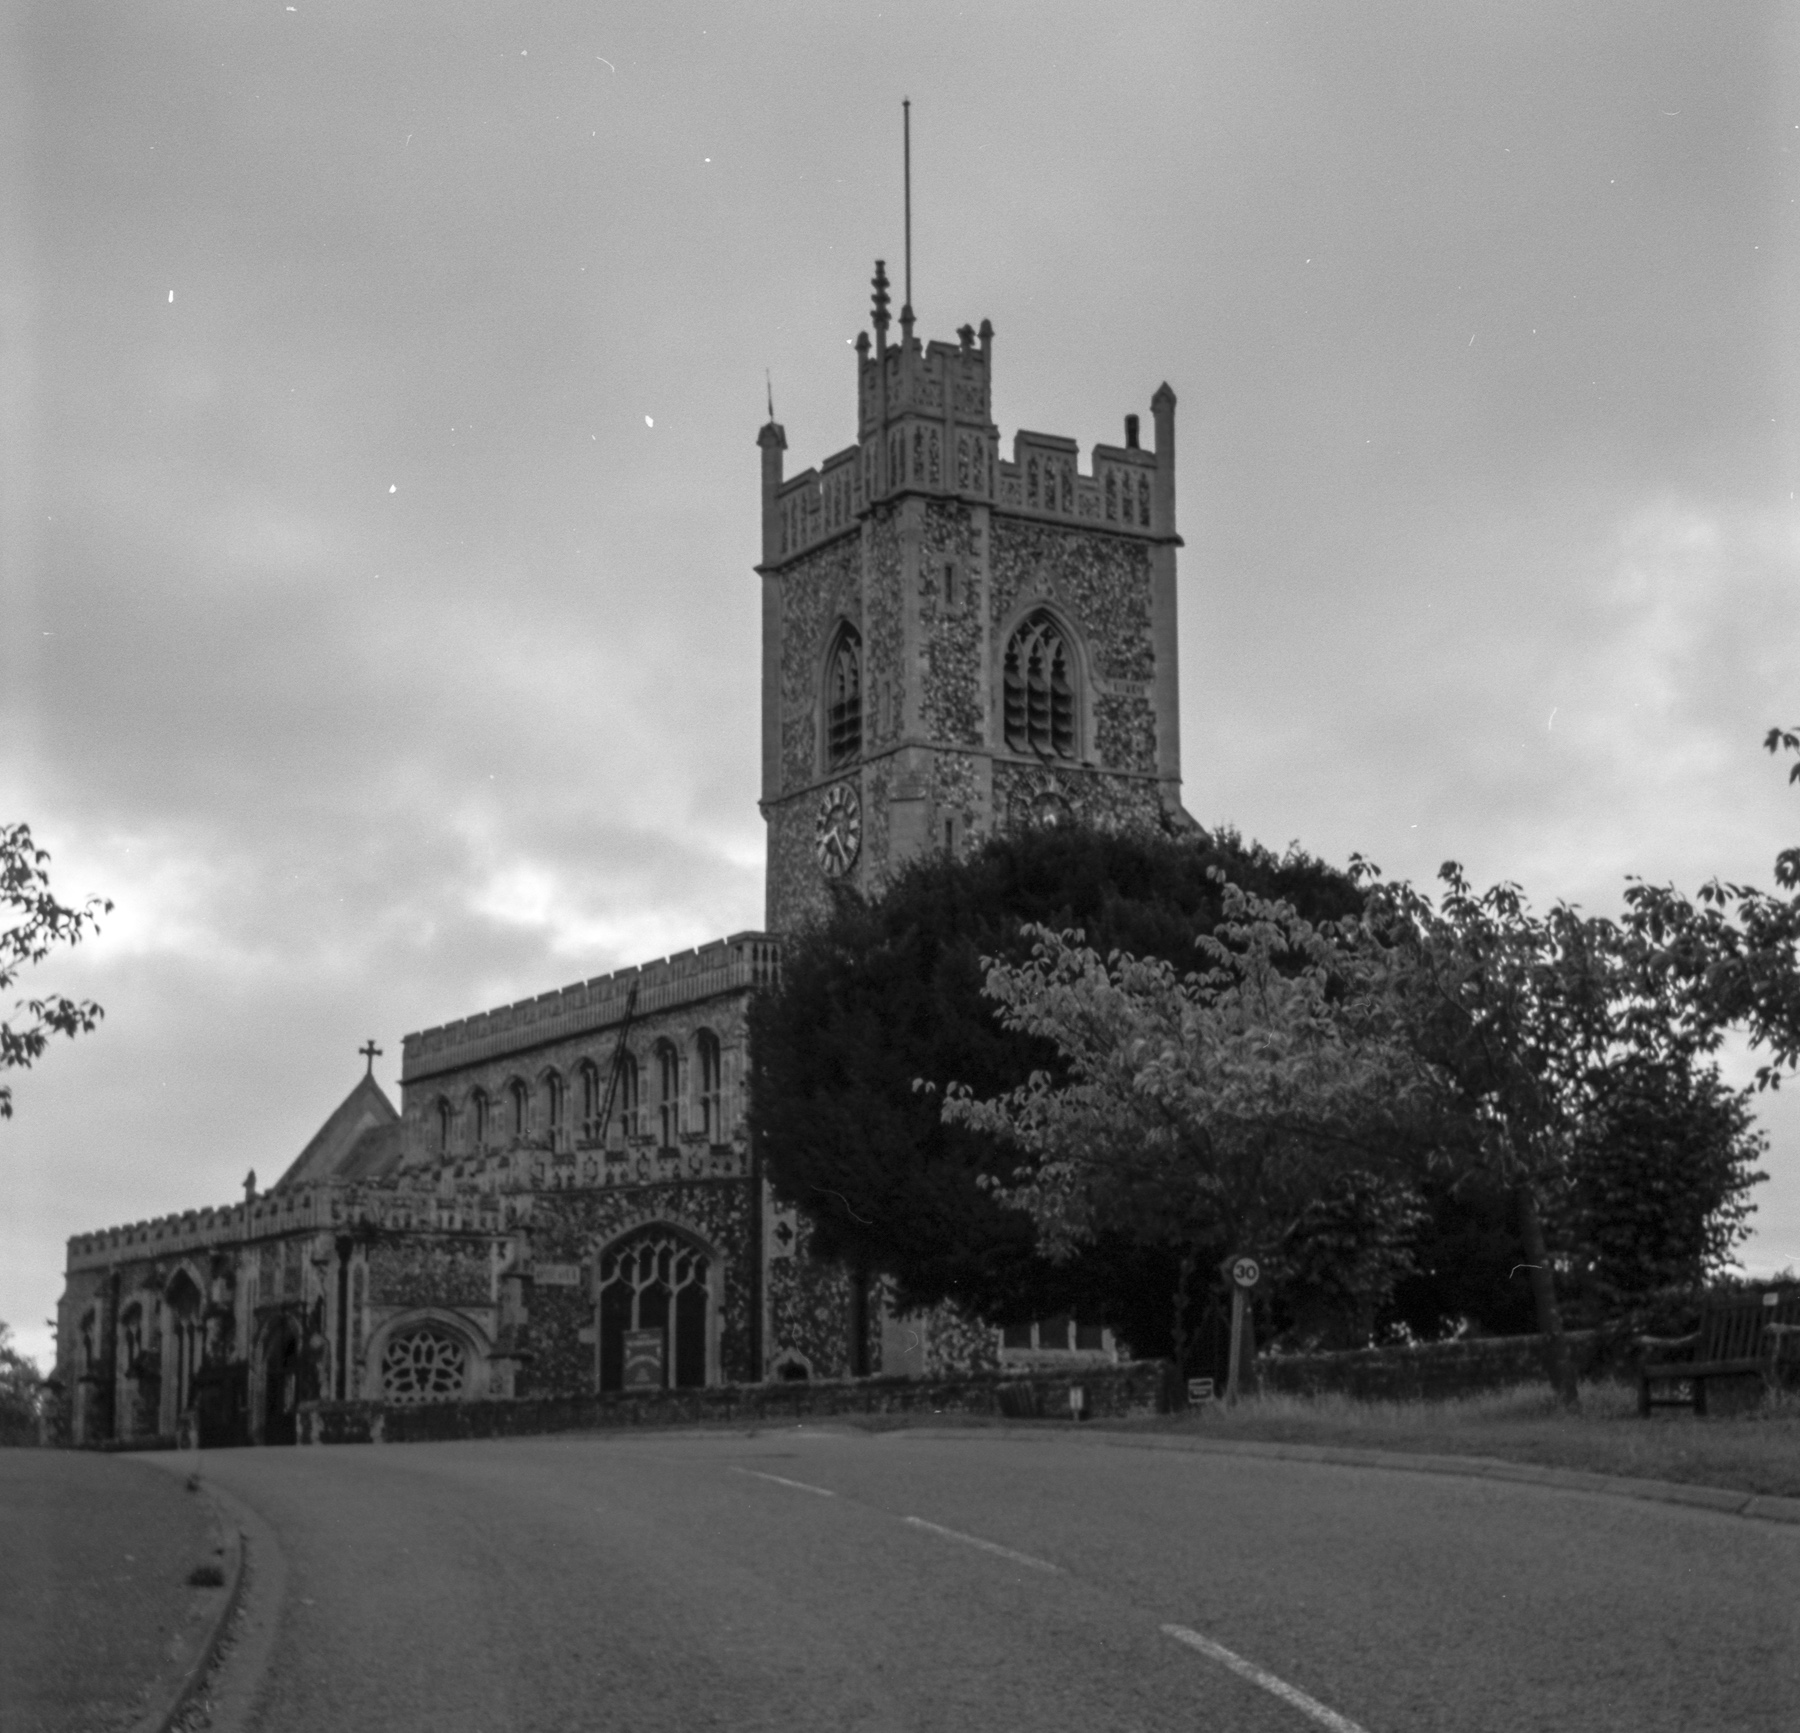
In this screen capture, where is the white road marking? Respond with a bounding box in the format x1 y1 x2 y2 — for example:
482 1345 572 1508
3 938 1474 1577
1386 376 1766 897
730 1467 836 1497
902 1516 1061 1573
1162 1626 1371 1733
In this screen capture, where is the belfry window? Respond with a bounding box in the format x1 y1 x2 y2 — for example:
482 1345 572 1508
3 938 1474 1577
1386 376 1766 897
1003 611 1077 759
826 628 862 767
470 1088 490 1151
436 1097 453 1155
508 1077 529 1140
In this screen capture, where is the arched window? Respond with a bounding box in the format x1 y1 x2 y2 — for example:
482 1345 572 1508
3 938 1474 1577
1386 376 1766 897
164 1271 203 1426
579 1060 602 1144
695 1030 722 1141
617 1051 640 1143
381 1323 470 1404
1003 611 1077 760
508 1077 529 1141
655 1040 681 1148
469 1087 490 1152
436 1097 453 1156
598 1230 710 1392
825 627 862 767
544 1070 565 1152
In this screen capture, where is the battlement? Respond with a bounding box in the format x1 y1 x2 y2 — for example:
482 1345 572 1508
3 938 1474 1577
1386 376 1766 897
761 265 1175 567
399 931 779 1084
61 1136 758 1273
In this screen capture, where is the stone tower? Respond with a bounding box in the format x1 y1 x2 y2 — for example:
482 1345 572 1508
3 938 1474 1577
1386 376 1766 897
758 262 1191 934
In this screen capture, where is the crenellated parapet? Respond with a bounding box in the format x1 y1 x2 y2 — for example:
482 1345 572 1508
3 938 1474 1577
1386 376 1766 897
400 931 778 1085
762 261 1175 567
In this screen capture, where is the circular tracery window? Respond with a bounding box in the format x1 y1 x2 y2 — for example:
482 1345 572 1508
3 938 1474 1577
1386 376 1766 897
381 1326 469 1403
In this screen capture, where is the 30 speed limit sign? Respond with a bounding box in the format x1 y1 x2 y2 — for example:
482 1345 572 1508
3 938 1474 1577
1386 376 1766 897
1229 1256 1261 1289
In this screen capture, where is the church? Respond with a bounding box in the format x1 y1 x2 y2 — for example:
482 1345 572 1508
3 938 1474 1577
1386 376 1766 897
53 265 1192 1447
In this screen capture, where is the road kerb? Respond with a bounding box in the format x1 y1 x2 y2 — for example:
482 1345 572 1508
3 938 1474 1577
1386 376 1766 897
119 1482 245 1733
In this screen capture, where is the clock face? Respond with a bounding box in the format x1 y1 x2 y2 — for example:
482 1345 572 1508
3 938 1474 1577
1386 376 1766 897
814 782 862 878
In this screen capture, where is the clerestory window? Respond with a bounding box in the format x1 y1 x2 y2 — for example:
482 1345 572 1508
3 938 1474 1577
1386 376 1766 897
825 627 862 767
1003 611 1077 759
656 1039 681 1148
696 1030 722 1142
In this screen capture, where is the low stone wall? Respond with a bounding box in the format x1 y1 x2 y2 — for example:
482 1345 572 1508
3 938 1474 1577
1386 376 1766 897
1254 1330 1628 1402
297 1360 1170 1445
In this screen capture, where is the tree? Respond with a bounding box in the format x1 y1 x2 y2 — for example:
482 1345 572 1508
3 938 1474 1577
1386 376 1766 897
2 824 111 1118
1619 727 1800 1089
938 881 1430 1378
747 823 1368 1354
0 1323 43 1446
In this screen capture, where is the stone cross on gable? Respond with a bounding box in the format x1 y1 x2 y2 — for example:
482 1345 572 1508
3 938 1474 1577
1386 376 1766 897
359 1039 383 1076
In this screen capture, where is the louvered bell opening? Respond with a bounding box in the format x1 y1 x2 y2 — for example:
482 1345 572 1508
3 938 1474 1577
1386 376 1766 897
1003 638 1029 752
1049 641 1074 758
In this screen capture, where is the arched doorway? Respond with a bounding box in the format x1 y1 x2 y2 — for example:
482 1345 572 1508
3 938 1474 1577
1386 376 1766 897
597 1229 710 1392
263 1320 301 1445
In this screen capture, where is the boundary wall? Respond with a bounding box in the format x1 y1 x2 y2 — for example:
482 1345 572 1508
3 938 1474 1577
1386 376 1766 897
297 1361 1169 1444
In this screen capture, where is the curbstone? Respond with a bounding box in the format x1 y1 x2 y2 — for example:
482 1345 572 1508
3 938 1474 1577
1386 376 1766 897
121 1484 246 1733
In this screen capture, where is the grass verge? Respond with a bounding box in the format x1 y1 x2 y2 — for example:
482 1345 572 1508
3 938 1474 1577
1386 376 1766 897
1123 1381 1800 1499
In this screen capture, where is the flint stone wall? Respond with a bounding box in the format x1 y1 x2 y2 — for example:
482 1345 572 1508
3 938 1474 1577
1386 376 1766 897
297 1359 1169 1444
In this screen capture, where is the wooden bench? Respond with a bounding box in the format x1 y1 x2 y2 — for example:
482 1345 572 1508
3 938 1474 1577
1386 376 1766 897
1637 1289 1800 1416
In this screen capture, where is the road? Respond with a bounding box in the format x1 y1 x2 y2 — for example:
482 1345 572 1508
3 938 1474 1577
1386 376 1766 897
157 1425 1799 1732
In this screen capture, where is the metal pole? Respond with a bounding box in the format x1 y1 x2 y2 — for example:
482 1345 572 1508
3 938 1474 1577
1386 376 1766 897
903 98 911 311
1225 1284 1245 1405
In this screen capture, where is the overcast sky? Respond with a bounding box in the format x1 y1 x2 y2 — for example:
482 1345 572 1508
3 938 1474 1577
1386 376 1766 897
5 3 1799 1370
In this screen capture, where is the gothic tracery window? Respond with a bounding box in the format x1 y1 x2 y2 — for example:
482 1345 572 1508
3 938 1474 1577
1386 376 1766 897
469 1087 490 1151
618 1051 640 1143
508 1077 529 1140
598 1231 710 1392
1003 611 1078 760
825 628 862 767
544 1070 565 1152
381 1325 470 1403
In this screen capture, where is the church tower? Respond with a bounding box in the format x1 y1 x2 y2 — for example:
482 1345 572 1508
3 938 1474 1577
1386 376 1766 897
758 264 1192 933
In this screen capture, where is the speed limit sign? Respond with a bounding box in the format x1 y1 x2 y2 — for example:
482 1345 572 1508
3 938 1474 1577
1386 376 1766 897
1230 1256 1261 1289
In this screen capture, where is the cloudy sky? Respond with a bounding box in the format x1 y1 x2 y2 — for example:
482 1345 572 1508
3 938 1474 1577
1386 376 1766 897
5 3 1799 1369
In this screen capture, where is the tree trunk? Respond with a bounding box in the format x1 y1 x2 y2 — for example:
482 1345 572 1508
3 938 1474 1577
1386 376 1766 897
1515 1180 1578 1406
1171 1246 1198 1405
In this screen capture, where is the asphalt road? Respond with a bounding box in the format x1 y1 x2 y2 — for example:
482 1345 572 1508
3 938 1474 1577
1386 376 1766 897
154 1426 1799 1732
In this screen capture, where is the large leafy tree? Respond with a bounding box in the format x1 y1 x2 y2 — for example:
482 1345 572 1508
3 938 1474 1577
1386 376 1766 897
938 884 1429 1372
2 824 111 1119
0 1323 42 1446
747 824 1367 1354
1367 858 1768 1401
1620 726 1800 1087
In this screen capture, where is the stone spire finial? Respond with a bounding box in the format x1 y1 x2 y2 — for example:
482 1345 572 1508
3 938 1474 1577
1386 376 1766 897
871 260 891 339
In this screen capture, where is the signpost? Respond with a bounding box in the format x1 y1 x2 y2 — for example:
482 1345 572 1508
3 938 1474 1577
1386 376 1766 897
1222 1255 1260 1406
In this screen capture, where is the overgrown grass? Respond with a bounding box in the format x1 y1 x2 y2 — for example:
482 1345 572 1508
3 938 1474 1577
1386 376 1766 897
1137 1379 1800 1500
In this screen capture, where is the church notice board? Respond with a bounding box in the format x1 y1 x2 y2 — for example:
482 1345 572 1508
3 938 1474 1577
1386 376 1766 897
623 1329 665 1390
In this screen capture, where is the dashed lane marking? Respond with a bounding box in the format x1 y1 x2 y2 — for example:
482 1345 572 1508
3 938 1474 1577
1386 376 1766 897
730 1467 836 1497
1162 1625 1372 1733
902 1516 1062 1573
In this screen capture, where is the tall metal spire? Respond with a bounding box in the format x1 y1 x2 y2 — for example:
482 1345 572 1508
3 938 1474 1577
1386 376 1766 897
902 98 912 318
